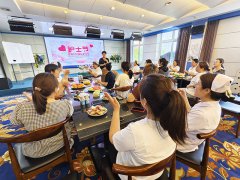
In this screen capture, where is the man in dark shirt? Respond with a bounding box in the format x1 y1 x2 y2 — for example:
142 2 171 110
97 63 115 89
99 51 109 69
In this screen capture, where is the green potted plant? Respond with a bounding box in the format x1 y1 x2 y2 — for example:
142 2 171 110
110 54 122 63
34 54 45 68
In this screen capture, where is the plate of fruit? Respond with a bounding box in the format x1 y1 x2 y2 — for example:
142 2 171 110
88 86 102 92
83 79 91 85
87 105 107 117
71 83 85 90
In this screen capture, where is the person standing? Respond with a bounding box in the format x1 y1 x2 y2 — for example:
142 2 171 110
99 51 109 69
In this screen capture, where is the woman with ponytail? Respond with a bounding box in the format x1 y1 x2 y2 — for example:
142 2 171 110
10 73 74 158
212 58 225 74
178 73 233 152
104 74 187 180
113 61 134 99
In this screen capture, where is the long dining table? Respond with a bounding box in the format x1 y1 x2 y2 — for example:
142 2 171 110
68 81 146 142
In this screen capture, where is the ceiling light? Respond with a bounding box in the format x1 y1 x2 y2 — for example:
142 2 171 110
49 27 53 31
141 14 145 18
165 1 172 6
64 10 68 14
111 6 115 10
99 16 103 20
126 21 129 24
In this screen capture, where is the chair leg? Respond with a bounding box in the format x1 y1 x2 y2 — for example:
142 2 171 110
200 166 207 180
236 115 240 138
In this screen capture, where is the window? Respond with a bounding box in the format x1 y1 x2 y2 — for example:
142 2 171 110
159 30 179 64
131 40 143 64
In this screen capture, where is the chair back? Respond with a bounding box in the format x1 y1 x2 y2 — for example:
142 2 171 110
112 150 176 179
197 129 216 167
0 117 71 143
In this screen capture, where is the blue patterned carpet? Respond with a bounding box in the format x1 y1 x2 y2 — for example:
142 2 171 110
0 95 240 180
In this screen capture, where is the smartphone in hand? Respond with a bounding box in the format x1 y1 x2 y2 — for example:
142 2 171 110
131 107 145 113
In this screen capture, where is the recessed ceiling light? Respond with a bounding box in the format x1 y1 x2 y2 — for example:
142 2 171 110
111 6 115 10
165 1 172 6
141 14 145 18
64 10 68 14
99 16 103 20
126 21 129 24
49 27 53 31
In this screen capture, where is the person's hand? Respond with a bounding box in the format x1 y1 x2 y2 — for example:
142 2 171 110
184 70 188 74
64 70 70 76
61 78 69 87
104 92 120 111
178 88 187 99
96 79 101 84
23 91 32 101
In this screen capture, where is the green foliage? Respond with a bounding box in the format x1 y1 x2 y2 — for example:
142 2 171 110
110 54 122 63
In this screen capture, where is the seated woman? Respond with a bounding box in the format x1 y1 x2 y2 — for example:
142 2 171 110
169 60 180 72
145 59 152 64
158 58 169 77
113 62 134 99
128 63 158 102
105 74 187 179
88 62 102 82
212 58 225 74
178 73 233 152
23 64 69 100
187 61 210 88
10 73 74 158
97 63 115 89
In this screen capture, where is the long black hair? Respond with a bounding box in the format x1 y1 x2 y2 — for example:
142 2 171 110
140 74 187 144
32 73 58 115
121 61 133 79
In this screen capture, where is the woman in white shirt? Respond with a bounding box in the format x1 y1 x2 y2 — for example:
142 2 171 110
187 61 210 88
169 60 180 72
178 73 233 152
88 62 102 81
105 74 187 180
212 58 225 74
113 61 134 99
185 59 198 76
132 60 141 81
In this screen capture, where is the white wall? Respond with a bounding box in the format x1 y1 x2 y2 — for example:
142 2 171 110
142 35 159 64
211 16 240 93
0 33 126 81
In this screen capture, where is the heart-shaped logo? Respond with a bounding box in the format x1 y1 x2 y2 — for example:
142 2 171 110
58 45 66 51
90 44 93 48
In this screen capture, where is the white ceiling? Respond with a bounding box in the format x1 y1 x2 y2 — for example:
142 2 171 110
0 0 239 38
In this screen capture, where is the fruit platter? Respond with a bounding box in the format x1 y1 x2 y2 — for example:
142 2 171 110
71 83 85 90
87 105 107 117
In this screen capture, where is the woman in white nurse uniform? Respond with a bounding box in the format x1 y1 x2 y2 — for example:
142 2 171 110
178 73 233 153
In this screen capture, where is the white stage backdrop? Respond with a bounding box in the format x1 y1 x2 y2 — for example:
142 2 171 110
44 37 104 66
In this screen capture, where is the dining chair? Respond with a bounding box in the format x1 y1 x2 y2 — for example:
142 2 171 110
176 129 217 180
112 151 176 180
90 146 176 180
0 117 74 180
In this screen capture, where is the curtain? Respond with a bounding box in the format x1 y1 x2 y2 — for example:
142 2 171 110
175 26 192 72
199 20 219 63
126 40 131 63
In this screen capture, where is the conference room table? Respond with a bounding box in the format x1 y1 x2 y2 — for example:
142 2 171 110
68 82 146 142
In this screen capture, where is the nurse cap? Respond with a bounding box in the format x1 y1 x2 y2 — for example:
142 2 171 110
211 74 233 97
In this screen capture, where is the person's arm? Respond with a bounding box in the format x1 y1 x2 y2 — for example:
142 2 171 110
55 79 68 99
104 92 121 144
10 103 24 125
97 80 108 87
88 69 98 77
23 92 32 101
178 88 191 112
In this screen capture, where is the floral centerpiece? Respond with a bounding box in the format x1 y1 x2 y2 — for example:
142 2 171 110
110 54 122 63
34 54 45 68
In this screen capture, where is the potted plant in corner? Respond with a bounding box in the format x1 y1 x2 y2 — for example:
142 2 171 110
34 54 45 68
110 54 122 63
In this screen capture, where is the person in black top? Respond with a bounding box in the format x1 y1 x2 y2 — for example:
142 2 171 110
99 51 109 69
97 63 115 89
158 58 169 77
